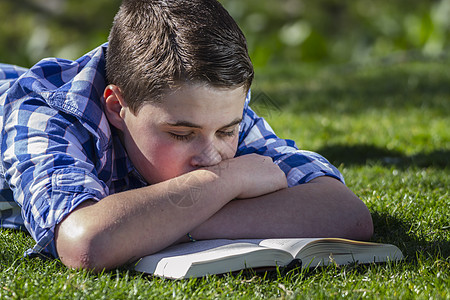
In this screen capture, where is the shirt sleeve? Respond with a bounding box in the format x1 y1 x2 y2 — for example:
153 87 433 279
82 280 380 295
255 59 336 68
1 96 109 258
237 92 345 187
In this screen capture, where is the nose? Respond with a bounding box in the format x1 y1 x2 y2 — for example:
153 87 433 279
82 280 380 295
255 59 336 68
190 141 223 168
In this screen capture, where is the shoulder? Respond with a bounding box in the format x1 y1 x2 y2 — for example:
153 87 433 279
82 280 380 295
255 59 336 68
3 44 108 123
1 44 111 152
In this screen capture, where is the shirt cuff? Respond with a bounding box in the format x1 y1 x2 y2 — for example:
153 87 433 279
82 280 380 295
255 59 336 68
275 150 345 187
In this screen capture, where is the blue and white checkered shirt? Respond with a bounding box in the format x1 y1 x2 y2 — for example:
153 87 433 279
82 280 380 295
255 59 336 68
0 43 344 259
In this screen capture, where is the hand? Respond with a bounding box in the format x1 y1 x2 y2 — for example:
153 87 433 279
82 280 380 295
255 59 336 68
208 154 288 199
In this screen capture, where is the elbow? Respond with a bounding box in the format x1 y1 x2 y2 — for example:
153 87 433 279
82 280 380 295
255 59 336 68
353 208 374 241
346 200 374 241
55 219 115 272
57 239 103 272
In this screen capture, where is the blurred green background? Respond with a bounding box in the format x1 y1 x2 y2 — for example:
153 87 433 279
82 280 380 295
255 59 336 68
1 0 449 69
1 3 449 296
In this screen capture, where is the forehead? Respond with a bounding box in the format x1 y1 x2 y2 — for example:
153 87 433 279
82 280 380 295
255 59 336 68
141 84 247 127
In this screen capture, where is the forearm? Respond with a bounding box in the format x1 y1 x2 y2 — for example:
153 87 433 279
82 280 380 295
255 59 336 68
189 176 373 242
55 154 287 271
55 168 237 270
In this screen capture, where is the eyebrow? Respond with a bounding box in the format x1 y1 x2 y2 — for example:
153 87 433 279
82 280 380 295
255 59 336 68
165 117 243 130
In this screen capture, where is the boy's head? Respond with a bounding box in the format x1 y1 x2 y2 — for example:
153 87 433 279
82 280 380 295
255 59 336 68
104 0 253 184
106 0 254 114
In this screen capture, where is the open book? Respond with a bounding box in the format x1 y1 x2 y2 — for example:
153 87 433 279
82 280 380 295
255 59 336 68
132 238 404 279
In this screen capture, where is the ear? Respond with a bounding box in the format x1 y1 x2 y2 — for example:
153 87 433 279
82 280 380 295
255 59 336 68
103 84 128 130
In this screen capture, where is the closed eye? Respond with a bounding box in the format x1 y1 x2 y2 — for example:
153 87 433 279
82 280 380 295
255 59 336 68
168 132 195 141
217 130 236 138
217 126 238 138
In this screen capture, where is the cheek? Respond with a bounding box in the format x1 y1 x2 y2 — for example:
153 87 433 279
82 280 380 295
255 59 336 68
150 138 199 173
222 135 239 159
148 139 186 164
138 138 192 183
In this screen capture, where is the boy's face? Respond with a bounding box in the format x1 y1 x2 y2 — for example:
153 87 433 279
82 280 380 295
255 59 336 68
117 84 247 185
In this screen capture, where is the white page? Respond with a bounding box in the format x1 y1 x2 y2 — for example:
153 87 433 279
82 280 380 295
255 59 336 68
258 238 323 257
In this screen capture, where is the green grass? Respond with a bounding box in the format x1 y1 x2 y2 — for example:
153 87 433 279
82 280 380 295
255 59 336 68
1 55 449 299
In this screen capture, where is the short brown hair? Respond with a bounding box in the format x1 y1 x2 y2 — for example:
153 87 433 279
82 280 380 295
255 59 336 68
106 0 254 113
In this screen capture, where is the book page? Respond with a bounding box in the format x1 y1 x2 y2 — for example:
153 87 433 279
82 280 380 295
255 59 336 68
258 238 323 257
259 238 403 268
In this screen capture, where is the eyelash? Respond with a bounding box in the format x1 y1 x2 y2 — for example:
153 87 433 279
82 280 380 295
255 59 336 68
217 130 236 138
169 130 236 141
169 132 195 141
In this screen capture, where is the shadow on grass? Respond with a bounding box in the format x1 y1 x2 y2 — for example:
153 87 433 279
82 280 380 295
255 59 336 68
316 143 450 169
371 212 449 258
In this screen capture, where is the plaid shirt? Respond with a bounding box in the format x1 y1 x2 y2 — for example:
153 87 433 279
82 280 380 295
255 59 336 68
0 43 344 258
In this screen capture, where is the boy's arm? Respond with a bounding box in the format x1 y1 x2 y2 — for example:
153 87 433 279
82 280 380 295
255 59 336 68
54 154 287 271
56 154 373 271
188 175 373 242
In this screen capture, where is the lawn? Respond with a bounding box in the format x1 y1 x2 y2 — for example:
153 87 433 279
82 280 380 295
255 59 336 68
1 55 449 299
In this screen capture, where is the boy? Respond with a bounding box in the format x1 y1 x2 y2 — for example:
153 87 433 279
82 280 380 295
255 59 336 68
0 0 373 271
